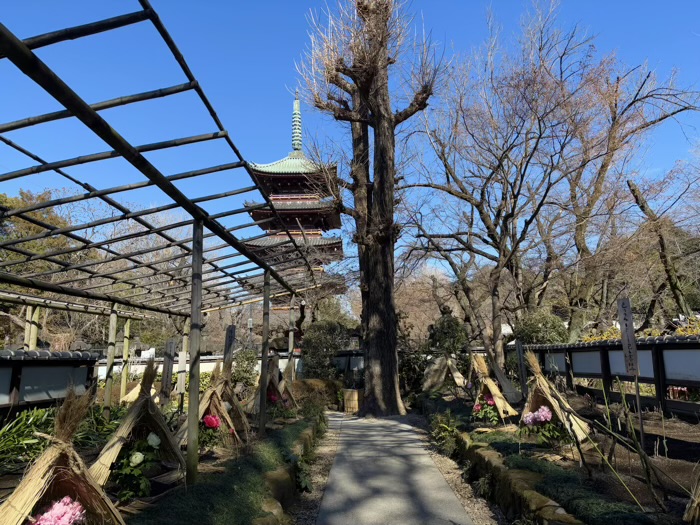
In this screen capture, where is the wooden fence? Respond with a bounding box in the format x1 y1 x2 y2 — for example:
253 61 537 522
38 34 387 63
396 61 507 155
0 349 98 416
525 335 700 416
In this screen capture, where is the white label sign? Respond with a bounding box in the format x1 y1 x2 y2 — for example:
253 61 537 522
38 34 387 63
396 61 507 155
617 297 638 375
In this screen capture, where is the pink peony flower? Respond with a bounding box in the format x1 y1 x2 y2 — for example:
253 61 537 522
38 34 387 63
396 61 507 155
34 496 86 525
473 403 482 413
203 414 221 429
522 412 535 426
535 405 552 423
487 398 495 406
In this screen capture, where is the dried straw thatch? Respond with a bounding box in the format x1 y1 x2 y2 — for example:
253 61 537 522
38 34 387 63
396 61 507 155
175 385 242 448
683 476 700 524
0 389 125 525
89 361 185 486
472 354 519 418
120 384 158 405
243 355 297 414
522 351 590 442
210 359 251 440
421 355 467 392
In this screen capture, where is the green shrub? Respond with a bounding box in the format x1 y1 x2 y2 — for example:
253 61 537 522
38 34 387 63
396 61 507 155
292 378 342 408
231 349 258 387
0 404 126 475
513 311 567 345
429 410 465 457
301 321 349 380
431 314 468 354
399 349 429 395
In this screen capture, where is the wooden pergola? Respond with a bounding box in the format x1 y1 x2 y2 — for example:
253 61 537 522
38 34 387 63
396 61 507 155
0 1 319 484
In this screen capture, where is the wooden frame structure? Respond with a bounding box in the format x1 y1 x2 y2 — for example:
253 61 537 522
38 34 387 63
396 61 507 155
0 2 320 484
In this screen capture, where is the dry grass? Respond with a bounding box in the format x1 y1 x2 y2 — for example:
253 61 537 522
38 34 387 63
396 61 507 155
0 388 125 525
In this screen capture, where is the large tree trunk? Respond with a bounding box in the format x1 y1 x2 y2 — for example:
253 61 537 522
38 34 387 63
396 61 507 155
363 239 404 415
361 62 405 416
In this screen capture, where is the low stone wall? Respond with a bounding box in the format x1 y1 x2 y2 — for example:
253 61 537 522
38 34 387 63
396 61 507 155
456 434 582 525
252 414 325 525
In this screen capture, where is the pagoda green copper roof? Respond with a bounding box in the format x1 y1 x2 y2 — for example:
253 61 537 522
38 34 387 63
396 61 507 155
249 151 322 175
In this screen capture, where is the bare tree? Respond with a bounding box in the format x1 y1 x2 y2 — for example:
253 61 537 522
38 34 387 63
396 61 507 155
299 0 439 415
409 5 699 359
410 8 584 366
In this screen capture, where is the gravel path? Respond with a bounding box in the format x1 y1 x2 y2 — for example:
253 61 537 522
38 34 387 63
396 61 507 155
289 412 506 525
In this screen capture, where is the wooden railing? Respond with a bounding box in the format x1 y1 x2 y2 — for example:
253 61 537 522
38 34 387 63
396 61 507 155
524 335 700 416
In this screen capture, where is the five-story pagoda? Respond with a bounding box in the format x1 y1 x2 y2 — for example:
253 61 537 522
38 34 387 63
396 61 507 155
243 93 344 295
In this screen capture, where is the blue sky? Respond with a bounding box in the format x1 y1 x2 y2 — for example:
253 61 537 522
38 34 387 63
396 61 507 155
1 1 699 224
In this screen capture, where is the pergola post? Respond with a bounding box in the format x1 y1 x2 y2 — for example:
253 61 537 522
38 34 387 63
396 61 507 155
186 219 204 485
29 306 40 350
258 270 271 436
119 318 131 399
288 296 296 381
23 306 33 351
103 304 118 419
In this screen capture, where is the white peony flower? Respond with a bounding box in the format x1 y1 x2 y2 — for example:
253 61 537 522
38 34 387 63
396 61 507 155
147 432 161 449
129 451 145 467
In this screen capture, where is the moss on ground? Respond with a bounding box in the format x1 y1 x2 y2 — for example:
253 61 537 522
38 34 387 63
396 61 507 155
469 430 538 457
505 455 677 525
126 421 312 525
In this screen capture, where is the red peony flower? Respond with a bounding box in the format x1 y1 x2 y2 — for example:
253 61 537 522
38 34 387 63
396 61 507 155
203 414 221 429
473 403 482 413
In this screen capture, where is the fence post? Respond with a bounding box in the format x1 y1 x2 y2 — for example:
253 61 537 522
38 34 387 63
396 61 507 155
9 363 22 407
515 340 528 398
160 339 176 407
224 325 236 383
600 346 612 402
565 349 574 390
652 345 668 414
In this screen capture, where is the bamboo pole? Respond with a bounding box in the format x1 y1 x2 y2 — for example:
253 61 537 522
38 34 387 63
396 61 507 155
0 291 154 320
288 295 296 381
103 305 118 419
0 271 186 317
178 318 190 414
23 305 33 351
0 81 195 134
258 270 271 436
28 306 40 350
120 319 131 400
186 220 203 485
0 131 226 184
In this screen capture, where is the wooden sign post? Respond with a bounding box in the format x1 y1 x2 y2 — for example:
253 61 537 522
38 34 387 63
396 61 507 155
617 297 645 450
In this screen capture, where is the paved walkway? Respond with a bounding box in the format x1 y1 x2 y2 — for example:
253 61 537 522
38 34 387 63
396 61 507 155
316 414 474 525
